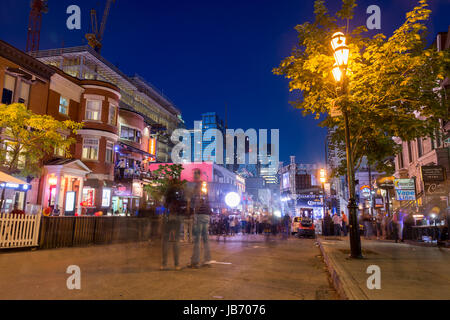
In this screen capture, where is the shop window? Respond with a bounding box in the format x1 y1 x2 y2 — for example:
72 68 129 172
85 100 102 121
105 141 114 163
82 188 95 207
108 104 117 126
82 138 99 160
59 97 69 115
2 74 16 105
19 82 30 106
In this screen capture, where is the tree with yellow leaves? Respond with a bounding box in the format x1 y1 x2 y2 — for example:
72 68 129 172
274 0 449 176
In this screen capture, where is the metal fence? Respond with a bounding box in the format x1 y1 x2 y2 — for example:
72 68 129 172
39 216 161 250
0 214 42 249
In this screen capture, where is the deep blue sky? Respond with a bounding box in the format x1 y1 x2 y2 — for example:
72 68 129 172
1 0 449 165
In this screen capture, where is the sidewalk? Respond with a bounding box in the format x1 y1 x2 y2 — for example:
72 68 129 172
317 237 450 300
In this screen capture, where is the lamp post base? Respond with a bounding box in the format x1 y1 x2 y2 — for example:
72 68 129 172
348 198 363 259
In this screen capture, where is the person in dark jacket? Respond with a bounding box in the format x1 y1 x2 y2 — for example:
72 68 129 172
323 212 332 236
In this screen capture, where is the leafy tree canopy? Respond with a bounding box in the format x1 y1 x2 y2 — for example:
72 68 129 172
0 103 84 177
274 0 450 176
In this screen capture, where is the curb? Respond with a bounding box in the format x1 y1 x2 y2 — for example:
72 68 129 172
317 238 369 300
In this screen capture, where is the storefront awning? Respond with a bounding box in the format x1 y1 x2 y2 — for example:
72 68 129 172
0 171 27 185
118 142 153 157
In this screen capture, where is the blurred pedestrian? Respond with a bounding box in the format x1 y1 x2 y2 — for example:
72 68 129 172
161 185 185 271
332 213 342 236
341 211 348 236
189 197 212 268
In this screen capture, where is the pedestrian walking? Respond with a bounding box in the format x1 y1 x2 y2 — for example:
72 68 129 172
341 211 348 236
392 210 400 243
323 212 332 236
189 197 212 268
161 185 185 271
332 213 342 236
375 211 383 240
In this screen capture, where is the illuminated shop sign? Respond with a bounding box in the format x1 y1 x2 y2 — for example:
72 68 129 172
102 189 112 207
65 192 76 213
0 183 30 190
149 138 157 161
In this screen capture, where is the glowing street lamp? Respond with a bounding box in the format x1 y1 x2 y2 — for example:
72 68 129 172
330 32 363 259
319 169 327 184
332 63 343 82
331 32 349 67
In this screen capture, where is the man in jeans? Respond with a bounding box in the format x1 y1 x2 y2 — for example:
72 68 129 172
189 197 212 268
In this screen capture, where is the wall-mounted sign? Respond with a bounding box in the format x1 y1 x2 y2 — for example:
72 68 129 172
377 176 395 189
422 166 446 182
394 179 416 201
424 182 448 197
394 179 415 190
360 185 371 198
65 191 76 213
395 189 416 201
149 138 157 158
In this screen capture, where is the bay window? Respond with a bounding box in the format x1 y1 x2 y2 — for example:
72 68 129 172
82 138 99 161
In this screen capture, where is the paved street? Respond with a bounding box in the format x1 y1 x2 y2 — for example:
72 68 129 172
0 235 338 300
318 237 450 300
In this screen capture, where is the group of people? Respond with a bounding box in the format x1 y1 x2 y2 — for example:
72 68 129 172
160 185 212 271
322 211 349 236
321 209 429 243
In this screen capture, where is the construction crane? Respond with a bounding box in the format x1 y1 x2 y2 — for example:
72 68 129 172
85 0 116 54
26 0 48 53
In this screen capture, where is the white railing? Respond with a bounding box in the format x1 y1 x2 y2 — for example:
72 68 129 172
0 214 42 249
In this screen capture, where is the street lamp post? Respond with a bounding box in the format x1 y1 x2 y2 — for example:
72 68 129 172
331 32 363 259
320 169 327 218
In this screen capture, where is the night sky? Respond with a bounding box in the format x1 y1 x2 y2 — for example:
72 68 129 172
1 0 449 165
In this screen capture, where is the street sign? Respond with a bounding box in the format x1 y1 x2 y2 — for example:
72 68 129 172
422 166 446 182
330 102 342 117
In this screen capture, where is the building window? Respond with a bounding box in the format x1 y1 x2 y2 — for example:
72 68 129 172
108 104 117 126
417 138 423 158
82 138 99 160
398 150 404 169
19 82 30 106
120 126 141 143
2 74 16 105
59 97 69 115
407 141 413 163
105 141 114 163
85 100 102 121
